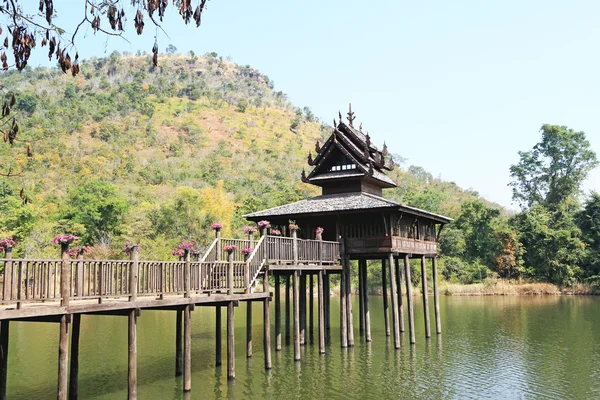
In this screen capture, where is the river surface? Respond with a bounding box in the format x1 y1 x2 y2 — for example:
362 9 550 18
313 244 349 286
4 295 600 399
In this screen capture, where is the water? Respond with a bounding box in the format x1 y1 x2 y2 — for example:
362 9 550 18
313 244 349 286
5 296 600 399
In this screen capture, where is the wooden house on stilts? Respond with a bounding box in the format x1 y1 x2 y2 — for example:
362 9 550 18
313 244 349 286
245 105 452 354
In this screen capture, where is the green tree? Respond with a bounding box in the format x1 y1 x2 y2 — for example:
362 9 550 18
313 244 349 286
455 200 501 267
62 180 129 244
579 192 600 279
509 124 598 209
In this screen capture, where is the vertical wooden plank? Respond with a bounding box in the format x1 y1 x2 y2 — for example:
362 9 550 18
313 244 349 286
227 301 235 379
246 302 253 358
381 259 390 337
299 273 306 346
263 267 272 370
395 258 405 333
293 270 301 360
175 310 183 376
60 244 69 307
0 320 9 400
275 274 281 351
421 256 431 338
184 305 192 390
58 315 69 400
432 256 442 334
128 310 137 399
318 271 325 354
363 260 371 343
309 273 314 345
404 255 416 344
285 274 291 346
215 306 222 366
69 314 81 400
388 254 400 349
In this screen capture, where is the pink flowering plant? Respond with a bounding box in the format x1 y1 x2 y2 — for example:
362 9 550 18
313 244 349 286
122 241 138 255
271 229 281 236
172 247 185 258
178 241 196 251
288 220 299 231
223 244 237 252
241 247 253 256
316 227 324 235
243 226 257 235
0 237 17 251
257 220 271 229
68 246 91 258
211 223 223 230
53 234 79 245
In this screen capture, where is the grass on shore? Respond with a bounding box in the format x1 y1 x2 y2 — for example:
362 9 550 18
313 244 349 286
438 280 600 296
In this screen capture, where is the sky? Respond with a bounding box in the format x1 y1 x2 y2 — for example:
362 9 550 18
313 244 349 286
23 0 600 209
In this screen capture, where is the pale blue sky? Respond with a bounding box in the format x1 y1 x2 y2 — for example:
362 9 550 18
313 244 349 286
25 0 600 209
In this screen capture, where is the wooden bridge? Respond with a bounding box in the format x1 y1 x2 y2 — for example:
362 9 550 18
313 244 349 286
0 229 341 400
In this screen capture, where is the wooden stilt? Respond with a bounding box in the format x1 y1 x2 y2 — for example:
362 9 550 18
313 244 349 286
404 255 416 344
432 257 442 334
0 320 9 400
69 314 81 400
215 306 222 366
421 256 431 338
275 274 282 351
395 258 405 333
340 270 348 348
324 274 331 343
227 301 235 379
176 309 183 375
58 315 69 400
309 274 314 345
300 273 306 346
388 254 400 349
263 269 272 370
285 274 291 346
293 271 301 360
363 260 371 342
128 310 137 399
184 305 192 390
318 271 325 354
246 302 253 357
345 257 354 347
358 260 364 337
382 259 390 337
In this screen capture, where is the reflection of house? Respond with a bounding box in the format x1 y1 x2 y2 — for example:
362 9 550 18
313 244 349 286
246 105 452 349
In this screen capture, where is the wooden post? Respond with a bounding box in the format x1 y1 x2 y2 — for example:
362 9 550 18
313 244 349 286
176 310 183 375
404 255 415 344
300 273 305 346
275 274 281 351
227 301 235 379
129 246 139 302
432 256 442 334
215 307 222 366
285 274 291 345
363 260 371 342
293 270 301 360
215 228 222 261
184 305 192 389
0 320 9 400
318 271 325 353
227 250 234 296
395 258 405 333
128 310 137 399
388 254 400 349
309 274 314 345
381 259 390 337
60 243 70 307
184 249 191 298
246 302 253 357
2 247 13 302
345 256 354 347
263 266 272 369
340 270 347 348
358 259 364 337
324 273 330 342
58 314 69 400
421 256 431 338
76 249 84 297
69 314 81 400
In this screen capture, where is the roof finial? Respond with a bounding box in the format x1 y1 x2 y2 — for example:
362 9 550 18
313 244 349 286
338 111 343 123
347 103 355 127
315 140 321 153
301 168 308 182
366 131 371 147
333 118 336 128
389 157 395 171
359 122 363 132
308 152 314 165
382 141 388 156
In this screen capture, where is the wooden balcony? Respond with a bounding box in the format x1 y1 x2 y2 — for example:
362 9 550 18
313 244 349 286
345 236 437 255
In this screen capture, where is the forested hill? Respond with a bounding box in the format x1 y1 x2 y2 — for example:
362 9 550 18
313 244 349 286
0 52 494 260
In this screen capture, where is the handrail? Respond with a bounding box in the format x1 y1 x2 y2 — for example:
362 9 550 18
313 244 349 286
199 238 219 264
244 235 266 291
